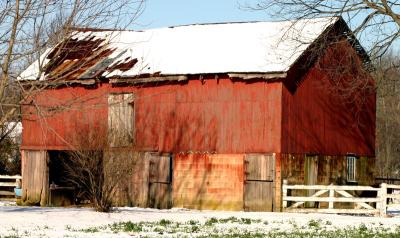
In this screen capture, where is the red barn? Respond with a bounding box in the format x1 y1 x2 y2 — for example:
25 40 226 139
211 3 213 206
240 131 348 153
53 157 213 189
19 17 375 211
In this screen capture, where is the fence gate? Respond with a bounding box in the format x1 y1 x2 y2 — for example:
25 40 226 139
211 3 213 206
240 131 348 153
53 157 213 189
148 153 173 209
244 154 275 211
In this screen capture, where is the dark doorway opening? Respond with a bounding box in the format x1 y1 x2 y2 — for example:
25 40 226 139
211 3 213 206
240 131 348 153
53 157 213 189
48 151 89 206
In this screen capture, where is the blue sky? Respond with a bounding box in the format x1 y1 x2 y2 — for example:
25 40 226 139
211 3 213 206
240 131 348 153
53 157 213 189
132 1 398 54
134 0 270 30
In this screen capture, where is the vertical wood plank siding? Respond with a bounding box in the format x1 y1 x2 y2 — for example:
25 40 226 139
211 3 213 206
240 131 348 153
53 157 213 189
21 150 49 206
281 40 375 156
281 154 375 186
21 42 375 157
108 93 134 147
244 154 275 211
21 77 283 154
109 152 172 209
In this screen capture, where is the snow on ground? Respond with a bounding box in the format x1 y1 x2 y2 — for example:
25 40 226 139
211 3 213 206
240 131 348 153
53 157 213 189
1 201 400 237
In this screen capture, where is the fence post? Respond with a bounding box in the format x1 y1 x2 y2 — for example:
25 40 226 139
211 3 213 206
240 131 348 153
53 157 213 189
282 179 288 209
328 184 334 209
379 183 387 217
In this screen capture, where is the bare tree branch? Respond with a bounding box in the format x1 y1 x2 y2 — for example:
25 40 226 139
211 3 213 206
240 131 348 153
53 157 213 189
246 0 400 58
0 0 145 144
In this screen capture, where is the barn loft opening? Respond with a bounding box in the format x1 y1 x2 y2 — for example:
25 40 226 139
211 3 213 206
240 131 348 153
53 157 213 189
108 93 134 147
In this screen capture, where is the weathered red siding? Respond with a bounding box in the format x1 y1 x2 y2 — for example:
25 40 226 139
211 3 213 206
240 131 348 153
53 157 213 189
281 41 375 156
173 154 244 210
22 77 283 153
22 86 108 150
21 43 375 157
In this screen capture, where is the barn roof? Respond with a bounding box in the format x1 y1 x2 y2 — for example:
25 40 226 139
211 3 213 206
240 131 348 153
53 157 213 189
19 17 344 84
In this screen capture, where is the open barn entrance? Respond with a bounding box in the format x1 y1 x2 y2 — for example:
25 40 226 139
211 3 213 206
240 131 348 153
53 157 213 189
46 151 173 208
48 151 80 206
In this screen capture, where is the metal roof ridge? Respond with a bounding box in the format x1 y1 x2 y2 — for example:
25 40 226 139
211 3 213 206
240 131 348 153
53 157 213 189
70 16 339 33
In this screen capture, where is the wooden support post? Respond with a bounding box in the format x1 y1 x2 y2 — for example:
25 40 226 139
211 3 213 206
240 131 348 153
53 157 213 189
274 153 282 212
282 179 288 209
328 186 334 209
380 183 387 217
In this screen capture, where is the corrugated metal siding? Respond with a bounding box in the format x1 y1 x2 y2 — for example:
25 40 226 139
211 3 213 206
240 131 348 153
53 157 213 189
21 76 283 153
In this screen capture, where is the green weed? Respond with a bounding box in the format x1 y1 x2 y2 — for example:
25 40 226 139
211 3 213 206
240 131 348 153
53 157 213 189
109 221 143 232
205 217 219 226
79 227 100 233
307 219 321 228
158 219 172 226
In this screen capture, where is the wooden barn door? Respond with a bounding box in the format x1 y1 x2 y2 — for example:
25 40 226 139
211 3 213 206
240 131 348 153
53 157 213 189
148 153 173 209
244 154 275 211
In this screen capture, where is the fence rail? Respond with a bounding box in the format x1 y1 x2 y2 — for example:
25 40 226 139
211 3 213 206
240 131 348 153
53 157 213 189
0 175 22 196
282 180 400 217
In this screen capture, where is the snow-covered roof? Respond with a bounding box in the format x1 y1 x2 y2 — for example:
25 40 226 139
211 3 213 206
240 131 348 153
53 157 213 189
19 17 339 81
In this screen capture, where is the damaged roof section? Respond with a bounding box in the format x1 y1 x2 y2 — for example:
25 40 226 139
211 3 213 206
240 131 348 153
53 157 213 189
26 33 139 83
20 17 346 84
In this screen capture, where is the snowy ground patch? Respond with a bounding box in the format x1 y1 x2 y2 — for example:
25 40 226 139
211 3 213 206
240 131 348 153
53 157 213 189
1 203 400 237
0 200 16 207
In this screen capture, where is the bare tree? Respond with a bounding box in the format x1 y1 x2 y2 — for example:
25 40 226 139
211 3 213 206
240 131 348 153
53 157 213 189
0 0 145 168
0 122 21 175
375 54 400 178
247 0 400 178
0 0 145 132
247 0 400 59
59 124 137 212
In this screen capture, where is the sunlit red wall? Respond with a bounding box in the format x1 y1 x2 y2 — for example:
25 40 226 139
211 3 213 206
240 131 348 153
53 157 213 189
21 42 376 157
21 76 283 154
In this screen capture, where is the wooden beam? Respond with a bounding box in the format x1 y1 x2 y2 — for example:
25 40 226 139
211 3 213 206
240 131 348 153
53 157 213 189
284 196 380 203
228 73 287 80
283 184 380 191
387 194 400 199
290 189 328 208
380 183 387 216
274 153 281 212
110 75 188 84
20 79 96 87
387 184 400 189
0 182 18 187
284 208 379 214
336 190 375 210
0 191 14 196
0 175 21 179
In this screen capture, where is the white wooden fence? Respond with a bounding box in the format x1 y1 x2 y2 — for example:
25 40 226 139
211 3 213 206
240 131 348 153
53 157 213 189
0 175 22 197
386 184 400 210
282 180 400 217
